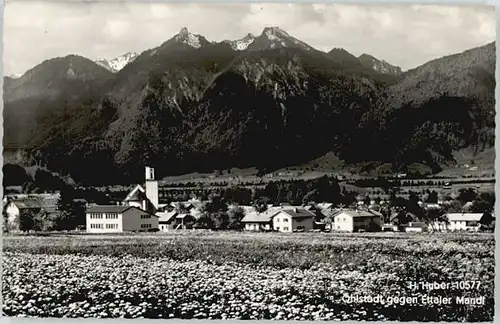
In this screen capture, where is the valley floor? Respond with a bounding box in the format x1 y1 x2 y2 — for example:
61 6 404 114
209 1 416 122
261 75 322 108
2 232 494 321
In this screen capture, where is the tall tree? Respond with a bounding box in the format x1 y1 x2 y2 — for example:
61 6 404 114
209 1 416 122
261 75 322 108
55 188 84 230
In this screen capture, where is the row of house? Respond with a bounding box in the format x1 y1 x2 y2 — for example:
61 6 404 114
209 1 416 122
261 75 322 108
82 167 495 234
3 167 490 234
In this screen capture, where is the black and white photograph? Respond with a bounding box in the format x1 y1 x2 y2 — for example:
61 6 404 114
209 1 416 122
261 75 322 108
2 1 496 322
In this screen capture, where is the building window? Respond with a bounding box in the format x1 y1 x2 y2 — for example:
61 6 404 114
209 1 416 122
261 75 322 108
276 218 280 222
284 227 289 231
141 214 151 219
141 224 152 229
283 218 289 223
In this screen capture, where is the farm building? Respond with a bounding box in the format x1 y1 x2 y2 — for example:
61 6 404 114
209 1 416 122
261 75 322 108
86 205 159 233
405 222 428 233
272 208 315 233
157 210 178 231
446 213 483 232
241 208 278 231
3 195 59 232
333 210 382 232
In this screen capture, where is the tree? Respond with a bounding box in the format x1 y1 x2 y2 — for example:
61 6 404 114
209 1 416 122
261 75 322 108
426 208 448 232
363 196 371 206
253 197 269 213
457 188 477 204
426 191 438 203
471 192 494 214
228 206 245 230
54 188 84 230
198 194 229 230
19 209 36 233
479 212 495 231
3 164 31 187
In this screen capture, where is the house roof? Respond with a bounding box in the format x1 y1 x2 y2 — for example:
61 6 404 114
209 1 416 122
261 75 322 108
86 205 132 213
87 205 159 217
317 203 334 210
446 213 483 222
334 210 379 218
123 185 146 202
368 209 383 217
242 209 279 223
275 208 315 219
9 199 42 209
157 211 178 223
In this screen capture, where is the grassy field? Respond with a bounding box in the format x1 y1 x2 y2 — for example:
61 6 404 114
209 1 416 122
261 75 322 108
3 232 494 321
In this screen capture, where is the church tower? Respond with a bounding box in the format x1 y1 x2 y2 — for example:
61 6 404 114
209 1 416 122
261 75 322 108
145 166 159 210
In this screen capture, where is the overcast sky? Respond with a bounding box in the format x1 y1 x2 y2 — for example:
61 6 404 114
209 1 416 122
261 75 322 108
4 1 495 76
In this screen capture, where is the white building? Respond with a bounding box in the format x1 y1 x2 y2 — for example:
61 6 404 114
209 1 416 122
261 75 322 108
86 205 159 233
272 208 315 233
241 208 277 231
333 210 382 232
446 213 483 232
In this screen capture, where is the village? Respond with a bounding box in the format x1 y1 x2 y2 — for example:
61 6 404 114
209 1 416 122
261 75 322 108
3 166 495 235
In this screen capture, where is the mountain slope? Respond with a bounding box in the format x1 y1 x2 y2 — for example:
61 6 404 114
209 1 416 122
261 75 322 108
246 27 316 52
3 27 495 185
358 54 402 76
96 52 138 73
327 48 363 67
223 33 256 51
3 55 115 150
356 42 495 171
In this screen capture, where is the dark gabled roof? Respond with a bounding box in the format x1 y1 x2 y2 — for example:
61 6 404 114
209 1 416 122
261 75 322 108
86 205 132 213
86 205 160 217
276 208 315 219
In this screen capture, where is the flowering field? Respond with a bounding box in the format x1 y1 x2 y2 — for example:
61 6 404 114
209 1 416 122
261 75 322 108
2 232 495 321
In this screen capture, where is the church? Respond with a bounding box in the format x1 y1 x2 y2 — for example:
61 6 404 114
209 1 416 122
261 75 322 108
85 166 162 233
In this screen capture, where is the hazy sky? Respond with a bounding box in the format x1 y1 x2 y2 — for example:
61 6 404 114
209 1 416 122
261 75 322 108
4 1 496 76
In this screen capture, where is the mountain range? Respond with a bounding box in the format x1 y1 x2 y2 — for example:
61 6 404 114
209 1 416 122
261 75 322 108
3 26 495 185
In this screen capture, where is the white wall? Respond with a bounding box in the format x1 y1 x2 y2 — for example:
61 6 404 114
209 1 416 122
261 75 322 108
448 220 479 232
244 223 271 231
273 212 293 232
334 213 354 232
405 227 423 233
86 212 123 233
5 203 20 231
145 181 159 210
159 223 174 232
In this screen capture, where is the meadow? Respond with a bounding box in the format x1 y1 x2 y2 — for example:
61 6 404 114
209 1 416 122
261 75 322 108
2 232 495 321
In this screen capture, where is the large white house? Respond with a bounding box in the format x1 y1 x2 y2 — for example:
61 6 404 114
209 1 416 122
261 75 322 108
446 213 483 232
86 205 159 233
333 210 382 232
272 208 315 233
